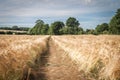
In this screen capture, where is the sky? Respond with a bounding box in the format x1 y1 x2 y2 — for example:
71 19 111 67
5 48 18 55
0 0 120 29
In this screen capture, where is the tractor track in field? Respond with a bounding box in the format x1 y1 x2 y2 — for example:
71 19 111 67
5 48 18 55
23 36 82 80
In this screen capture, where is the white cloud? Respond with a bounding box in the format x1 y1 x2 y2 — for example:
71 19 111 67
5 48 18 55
1 6 97 17
85 0 92 4
0 0 120 28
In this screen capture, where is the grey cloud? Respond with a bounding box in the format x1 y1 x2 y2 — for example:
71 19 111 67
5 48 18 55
1 0 120 12
0 0 120 28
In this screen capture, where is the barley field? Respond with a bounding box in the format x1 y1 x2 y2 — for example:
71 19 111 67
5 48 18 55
0 35 120 80
52 35 120 80
0 35 49 80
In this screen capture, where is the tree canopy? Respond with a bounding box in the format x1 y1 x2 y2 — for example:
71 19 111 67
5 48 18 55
28 19 49 35
49 21 64 35
28 17 84 35
109 8 120 34
66 17 80 28
65 17 82 34
95 23 109 34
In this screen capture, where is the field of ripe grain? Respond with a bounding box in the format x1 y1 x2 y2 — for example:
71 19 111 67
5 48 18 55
52 35 120 80
0 35 49 80
0 35 120 80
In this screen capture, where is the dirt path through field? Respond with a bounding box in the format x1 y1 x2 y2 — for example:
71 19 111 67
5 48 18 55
24 36 82 80
45 37 81 80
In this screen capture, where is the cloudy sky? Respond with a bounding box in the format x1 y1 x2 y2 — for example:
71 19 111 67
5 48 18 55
0 0 120 29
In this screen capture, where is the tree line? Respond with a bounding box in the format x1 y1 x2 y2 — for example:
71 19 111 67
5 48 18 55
0 26 29 31
28 8 120 35
0 8 119 35
28 17 84 35
0 26 29 34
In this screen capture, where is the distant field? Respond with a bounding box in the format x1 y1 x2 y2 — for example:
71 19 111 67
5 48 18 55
0 35 120 80
0 29 27 34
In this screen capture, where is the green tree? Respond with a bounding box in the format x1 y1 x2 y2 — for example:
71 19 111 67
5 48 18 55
109 8 120 34
35 19 44 25
12 25 18 30
66 17 80 34
86 29 98 35
59 26 84 35
66 17 80 28
95 23 109 34
75 27 84 34
59 27 68 34
50 21 65 35
41 24 49 35
28 19 49 35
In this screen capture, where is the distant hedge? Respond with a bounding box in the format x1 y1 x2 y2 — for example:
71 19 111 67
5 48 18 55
0 31 27 35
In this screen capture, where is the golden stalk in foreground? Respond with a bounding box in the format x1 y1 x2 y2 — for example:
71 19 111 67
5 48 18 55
0 35 49 80
0 35 120 80
52 35 120 80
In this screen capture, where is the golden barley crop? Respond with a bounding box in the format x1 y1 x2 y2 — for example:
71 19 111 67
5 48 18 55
52 35 120 80
0 35 49 80
0 35 120 80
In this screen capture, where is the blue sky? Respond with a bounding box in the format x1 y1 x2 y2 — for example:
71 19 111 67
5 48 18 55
0 0 120 29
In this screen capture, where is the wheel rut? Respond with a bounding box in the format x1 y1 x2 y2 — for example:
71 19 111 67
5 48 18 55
23 36 81 80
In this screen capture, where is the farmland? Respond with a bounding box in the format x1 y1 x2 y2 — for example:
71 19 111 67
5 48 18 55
0 35 120 80
0 29 27 34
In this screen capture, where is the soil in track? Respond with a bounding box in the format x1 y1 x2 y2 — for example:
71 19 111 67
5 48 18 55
23 36 84 80
45 37 82 80
22 36 51 80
